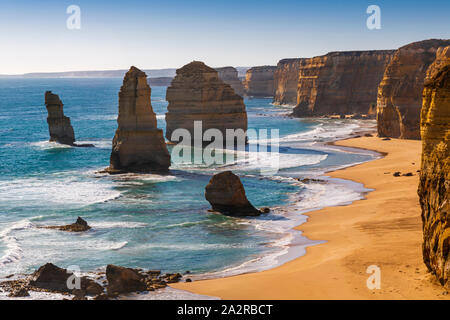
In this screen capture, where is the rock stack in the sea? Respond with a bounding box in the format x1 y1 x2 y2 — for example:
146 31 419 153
273 58 304 105
108 66 170 173
215 66 245 97
376 39 450 139
165 61 248 145
205 171 261 216
293 50 394 117
243 66 277 97
44 91 76 146
418 61 450 288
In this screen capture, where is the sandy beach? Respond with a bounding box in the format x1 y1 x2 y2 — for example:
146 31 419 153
172 136 450 300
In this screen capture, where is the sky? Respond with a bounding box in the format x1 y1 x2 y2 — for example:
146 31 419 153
0 0 449 74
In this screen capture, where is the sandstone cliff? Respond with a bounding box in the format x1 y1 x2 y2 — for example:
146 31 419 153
165 61 248 145
243 66 276 97
377 39 450 139
418 61 450 288
215 67 245 97
108 66 170 173
273 58 303 105
44 91 75 145
293 50 393 117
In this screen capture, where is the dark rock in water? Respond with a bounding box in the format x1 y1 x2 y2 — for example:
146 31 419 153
46 217 91 232
44 91 76 146
205 171 261 216
105 264 147 295
8 287 30 297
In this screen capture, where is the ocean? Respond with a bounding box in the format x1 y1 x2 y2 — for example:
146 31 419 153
0 78 378 298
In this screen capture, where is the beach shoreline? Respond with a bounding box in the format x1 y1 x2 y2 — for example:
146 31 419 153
171 136 450 300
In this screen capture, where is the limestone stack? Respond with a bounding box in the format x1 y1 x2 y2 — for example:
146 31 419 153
376 39 450 139
243 66 276 97
273 58 303 105
418 61 450 288
293 50 394 117
165 61 248 145
108 66 170 173
215 67 245 97
44 91 75 145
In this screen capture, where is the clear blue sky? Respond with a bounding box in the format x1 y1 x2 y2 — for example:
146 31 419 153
1 0 449 74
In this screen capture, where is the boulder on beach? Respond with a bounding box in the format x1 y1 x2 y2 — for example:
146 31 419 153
205 171 261 216
105 264 147 295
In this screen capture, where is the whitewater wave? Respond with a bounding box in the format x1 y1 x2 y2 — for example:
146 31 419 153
89 221 148 229
0 220 33 266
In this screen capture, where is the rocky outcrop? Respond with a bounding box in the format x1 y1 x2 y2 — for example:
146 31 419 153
425 46 450 81
293 50 394 117
418 62 450 288
105 265 147 295
148 77 173 87
205 171 261 216
45 217 91 232
215 67 245 97
243 66 276 97
108 66 170 173
273 58 303 105
377 39 450 139
44 91 75 145
165 61 248 145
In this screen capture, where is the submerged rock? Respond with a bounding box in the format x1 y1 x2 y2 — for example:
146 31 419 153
45 217 91 232
418 61 450 288
44 91 75 146
108 66 171 173
205 171 261 216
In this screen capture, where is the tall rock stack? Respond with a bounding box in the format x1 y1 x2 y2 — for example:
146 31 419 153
293 50 394 117
273 58 303 106
418 61 450 288
44 91 75 146
108 66 170 173
215 67 245 97
165 61 248 145
376 39 450 139
243 66 276 97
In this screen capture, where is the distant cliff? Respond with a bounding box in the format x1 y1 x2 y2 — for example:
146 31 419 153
418 61 450 288
293 50 393 117
243 66 276 97
273 58 303 106
215 67 245 97
148 77 173 87
376 39 450 139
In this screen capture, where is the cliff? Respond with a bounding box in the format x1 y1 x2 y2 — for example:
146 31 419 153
293 50 394 117
243 66 276 97
44 91 75 145
418 61 450 288
377 39 450 139
108 66 170 173
165 61 248 145
273 58 303 105
215 67 245 97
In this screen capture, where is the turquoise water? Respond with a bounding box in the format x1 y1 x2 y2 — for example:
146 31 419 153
0 78 376 282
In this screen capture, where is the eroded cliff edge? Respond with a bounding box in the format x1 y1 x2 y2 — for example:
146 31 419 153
273 58 303 106
377 39 450 139
293 50 393 117
418 61 450 288
243 66 276 97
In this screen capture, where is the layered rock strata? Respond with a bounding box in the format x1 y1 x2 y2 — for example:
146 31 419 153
205 171 261 216
377 39 450 139
215 67 245 97
243 66 276 97
273 58 303 105
293 50 394 117
418 61 450 288
44 91 75 145
108 66 170 173
165 61 248 145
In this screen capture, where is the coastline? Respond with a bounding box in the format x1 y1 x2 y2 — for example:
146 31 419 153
171 136 450 299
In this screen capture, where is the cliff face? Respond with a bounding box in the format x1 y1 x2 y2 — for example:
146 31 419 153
165 61 247 145
215 67 245 97
243 66 276 97
377 39 450 139
293 50 393 117
44 91 75 145
109 66 170 172
418 61 450 288
273 58 303 106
